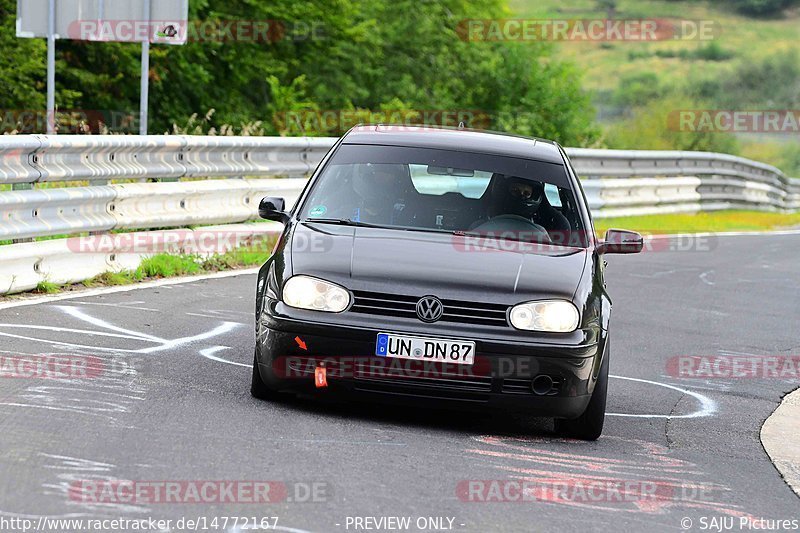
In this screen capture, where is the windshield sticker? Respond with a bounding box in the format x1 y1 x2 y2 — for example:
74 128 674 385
309 205 328 217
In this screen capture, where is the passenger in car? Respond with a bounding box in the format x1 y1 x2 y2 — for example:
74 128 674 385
350 163 414 224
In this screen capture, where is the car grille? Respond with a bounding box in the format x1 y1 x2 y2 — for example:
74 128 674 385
354 361 493 401
350 290 510 328
355 364 493 392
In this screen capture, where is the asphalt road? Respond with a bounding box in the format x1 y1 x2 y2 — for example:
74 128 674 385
0 233 798 533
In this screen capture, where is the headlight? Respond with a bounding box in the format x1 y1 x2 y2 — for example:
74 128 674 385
282 275 351 313
509 300 580 333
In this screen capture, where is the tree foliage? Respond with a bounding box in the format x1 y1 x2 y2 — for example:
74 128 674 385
724 0 800 16
0 0 599 145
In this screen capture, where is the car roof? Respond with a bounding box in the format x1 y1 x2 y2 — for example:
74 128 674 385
341 125 565 164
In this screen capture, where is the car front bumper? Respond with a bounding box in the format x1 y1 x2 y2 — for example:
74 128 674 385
256 303 606 419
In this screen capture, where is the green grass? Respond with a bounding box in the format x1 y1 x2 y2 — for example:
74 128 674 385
594 209 800 235
136 254 204 278
81 271 138 287
507 0 800 92
34 280 62 294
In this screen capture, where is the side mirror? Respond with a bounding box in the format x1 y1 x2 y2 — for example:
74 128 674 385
598 229 643 255
258 197 290 224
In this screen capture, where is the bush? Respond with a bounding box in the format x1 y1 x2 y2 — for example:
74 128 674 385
693 42 734 61
611 72 664 108
689 51 800 108
727 0 800 16
605 96 740 154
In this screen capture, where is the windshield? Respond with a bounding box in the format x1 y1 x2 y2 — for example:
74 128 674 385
299 144 587 247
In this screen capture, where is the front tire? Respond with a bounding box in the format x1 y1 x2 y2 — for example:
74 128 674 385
554 340 609 441
250 346 282 401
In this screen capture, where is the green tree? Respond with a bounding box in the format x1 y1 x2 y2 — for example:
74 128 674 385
726 0 800 16
0 0 600 145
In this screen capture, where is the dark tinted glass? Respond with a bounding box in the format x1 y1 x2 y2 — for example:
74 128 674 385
299 144 588 247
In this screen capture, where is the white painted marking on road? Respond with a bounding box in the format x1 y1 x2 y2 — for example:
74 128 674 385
608 375 717 419
136 322 241 354
40 453 149 514
0 331 150 353
699 270 716 286
0 308 242 354
57 305 166 343
186 312 227 319
199 346 250 368
186 309 251 319
0 352 145 424
0 268 260 311
0 324 148 341
76 301 159 312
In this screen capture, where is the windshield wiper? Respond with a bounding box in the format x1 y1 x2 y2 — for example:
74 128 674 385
307 218 461 235
302 218 389 229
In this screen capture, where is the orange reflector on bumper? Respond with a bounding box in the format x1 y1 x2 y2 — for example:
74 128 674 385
315 365 328 388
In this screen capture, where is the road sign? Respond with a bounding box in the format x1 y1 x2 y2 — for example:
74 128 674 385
17 0 188 44
16 0 189 135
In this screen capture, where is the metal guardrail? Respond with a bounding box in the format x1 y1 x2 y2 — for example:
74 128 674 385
1 135 332 184
567 148 800 215
0 135 798 294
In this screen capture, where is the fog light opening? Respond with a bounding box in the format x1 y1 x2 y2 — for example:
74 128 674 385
531 375 554 396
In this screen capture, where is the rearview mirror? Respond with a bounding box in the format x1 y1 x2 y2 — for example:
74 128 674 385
258 197 290 224
598 229 643 255
426 166 475 177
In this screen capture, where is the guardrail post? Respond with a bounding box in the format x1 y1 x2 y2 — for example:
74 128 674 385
11 183 34 243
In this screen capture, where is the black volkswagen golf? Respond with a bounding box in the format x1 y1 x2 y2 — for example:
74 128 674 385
252 125 642 440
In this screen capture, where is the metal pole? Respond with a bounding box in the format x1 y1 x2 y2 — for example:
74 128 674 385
139 0 151 135
46 0 56 134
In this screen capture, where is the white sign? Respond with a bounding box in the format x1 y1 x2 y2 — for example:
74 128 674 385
17 0 189 44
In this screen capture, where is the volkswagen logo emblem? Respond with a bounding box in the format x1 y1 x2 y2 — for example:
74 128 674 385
416 296 444 323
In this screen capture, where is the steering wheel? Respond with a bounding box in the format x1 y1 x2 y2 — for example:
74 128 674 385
471 215 552 244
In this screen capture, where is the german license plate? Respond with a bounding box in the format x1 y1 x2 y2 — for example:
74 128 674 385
375 333 475 365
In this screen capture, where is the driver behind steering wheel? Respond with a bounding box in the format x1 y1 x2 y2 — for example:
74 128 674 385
477 174 571 243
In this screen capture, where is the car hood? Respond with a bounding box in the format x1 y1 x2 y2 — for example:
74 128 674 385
290 222 587 304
